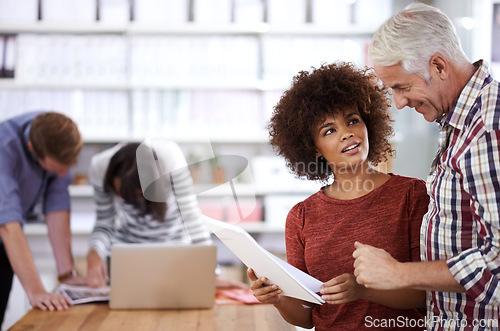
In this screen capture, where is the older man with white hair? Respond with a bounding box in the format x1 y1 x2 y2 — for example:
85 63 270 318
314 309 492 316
353 3 500 330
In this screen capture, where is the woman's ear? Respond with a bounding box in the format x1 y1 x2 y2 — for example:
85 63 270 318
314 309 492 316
27 141 33 152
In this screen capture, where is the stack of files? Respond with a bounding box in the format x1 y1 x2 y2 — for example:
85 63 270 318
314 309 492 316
129 36 259 85
262 36 369 82
0 89 129 140
130 90 265 140
16 34 127 85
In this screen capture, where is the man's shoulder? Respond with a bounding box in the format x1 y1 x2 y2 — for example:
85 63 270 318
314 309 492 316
476 79 500 132
1 111 43 125
0 112 44 160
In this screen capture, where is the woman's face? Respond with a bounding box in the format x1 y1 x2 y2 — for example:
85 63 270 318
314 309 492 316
313 107 369 174
113 177 121 195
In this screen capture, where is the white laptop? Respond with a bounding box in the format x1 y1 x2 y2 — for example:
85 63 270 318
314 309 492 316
109 243 217 309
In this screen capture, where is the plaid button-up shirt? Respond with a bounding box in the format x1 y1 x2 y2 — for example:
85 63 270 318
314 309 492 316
421 61 500 330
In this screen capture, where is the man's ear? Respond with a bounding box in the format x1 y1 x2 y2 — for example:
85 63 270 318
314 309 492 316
27 141 33 152
430 54 448 79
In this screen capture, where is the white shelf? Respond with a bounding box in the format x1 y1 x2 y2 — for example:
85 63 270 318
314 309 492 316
0 22 127 34
0 22 377 36
0 79 295 92
24 220 283 235
69 184 316 198
0 81 130 90
24 222 93 236
0 79 291 91
69 185 94 197
79 136 269 144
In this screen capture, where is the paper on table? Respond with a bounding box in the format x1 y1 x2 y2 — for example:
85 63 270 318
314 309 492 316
55 284 110 305
203 215 324 304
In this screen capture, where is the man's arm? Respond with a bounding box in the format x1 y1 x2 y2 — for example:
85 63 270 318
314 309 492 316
45 210 86 285
353 242 466 293
0 221 72 310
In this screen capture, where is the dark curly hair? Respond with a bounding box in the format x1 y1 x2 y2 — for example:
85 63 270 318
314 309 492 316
268 62 394 182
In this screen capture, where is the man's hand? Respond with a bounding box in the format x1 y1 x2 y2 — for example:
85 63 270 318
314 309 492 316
352 242 403 290
29 291 72 311
60 273 88 286
320 273 366 304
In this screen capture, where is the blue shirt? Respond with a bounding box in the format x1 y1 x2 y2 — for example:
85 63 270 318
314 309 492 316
0 111 72 236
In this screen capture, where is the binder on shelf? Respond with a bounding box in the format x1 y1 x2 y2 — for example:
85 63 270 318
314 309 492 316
353 0 392 27
41 0 97 22
267 0 306 25
134 0 188 24
312 0 351 26
16 34 127 84
0 36 5 78
233 0 264 24
0 0 38 22
98 0 130 23
192 0 232 24
0 35 16 78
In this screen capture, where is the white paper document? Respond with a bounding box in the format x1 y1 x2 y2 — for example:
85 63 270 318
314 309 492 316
55 284 110 305
203 215 324 304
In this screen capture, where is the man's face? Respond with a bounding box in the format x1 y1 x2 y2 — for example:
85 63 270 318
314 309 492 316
37 156 72 178
374 63 447 122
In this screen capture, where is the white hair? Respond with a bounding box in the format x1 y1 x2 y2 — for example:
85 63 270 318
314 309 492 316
369 2 470 81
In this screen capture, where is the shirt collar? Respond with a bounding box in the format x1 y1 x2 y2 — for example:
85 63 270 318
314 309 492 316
22 121 39 165
440 60 490 131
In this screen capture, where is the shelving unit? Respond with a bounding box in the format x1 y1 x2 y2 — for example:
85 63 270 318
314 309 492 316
0 2 399 328
0 21 374 233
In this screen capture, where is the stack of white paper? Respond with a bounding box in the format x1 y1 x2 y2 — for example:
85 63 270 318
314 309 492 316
203 215 324 304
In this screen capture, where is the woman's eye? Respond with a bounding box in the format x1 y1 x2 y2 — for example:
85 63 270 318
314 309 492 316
349 118 359 125
324 128 334 136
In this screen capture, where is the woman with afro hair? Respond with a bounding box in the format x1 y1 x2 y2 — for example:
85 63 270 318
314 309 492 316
247 62 429 330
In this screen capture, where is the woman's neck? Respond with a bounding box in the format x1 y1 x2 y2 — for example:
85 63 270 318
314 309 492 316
325 163 391 200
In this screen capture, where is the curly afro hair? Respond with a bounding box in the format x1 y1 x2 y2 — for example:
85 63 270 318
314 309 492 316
268 62 394 182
